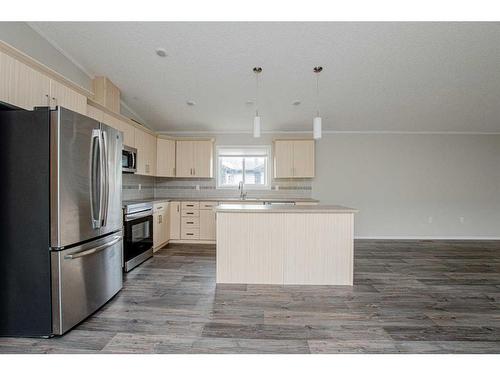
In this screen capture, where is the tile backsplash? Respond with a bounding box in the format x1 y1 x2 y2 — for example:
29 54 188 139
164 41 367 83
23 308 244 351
122 174 312 201
154 177 312 199
122 173 155 201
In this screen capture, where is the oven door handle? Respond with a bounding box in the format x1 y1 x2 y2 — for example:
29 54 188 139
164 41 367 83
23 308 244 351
64 236 122 259
124 211 153 221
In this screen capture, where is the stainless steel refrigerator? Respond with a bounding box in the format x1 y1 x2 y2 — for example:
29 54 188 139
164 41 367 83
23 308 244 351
0 106 123 337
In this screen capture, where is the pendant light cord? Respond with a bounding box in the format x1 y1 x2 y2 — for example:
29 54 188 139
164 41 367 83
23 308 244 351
255 71 259 117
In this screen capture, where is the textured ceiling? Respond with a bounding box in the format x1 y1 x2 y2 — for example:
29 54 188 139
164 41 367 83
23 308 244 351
29 22 500 133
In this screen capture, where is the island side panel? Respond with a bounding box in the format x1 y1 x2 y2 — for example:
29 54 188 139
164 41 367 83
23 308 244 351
216 212 285 284
283 213 354 285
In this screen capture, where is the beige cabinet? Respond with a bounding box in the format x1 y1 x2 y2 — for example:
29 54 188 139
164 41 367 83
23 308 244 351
135 128 157 176
200 201 216 240
0 51 87 114
157 138 176 177
169 201 181 240
153 202 169 251
87 104 103 122
0 51 50 110
274 139 315 178
49 80 87 115
175 140 213 178
103 112 135 147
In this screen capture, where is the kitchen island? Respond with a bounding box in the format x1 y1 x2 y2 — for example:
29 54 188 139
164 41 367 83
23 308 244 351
215 204 358 285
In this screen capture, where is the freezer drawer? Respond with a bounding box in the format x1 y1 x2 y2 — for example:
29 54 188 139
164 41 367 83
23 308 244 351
51 232 123 335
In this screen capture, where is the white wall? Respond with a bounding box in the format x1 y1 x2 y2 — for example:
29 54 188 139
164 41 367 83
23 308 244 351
313 133 500 239
166 131 500 239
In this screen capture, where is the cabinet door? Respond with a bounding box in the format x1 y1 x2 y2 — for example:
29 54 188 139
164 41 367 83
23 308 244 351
153 211 161 249
145 132 157 176
0 51 50 109
169 202 181 240
87 105 103 122
175 141 194 177
50 80 87 115
103 113 135 147
157 138 176 177
274 140 294 178
200 209 216 240
135 128 156 176
293 140 315 177
193 140 213 178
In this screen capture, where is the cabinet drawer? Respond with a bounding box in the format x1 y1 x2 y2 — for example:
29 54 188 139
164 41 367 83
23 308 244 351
154 202 167 213
181 228 200 240
181 201 199 210
181 209 199 217
200 201 217 209
181 217 200 228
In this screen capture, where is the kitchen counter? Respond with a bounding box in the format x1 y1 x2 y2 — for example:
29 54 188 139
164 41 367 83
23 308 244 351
215 204 357 214
123 197 319 207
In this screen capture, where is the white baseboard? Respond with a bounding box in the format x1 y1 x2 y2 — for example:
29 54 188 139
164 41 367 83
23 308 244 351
355 236 500 240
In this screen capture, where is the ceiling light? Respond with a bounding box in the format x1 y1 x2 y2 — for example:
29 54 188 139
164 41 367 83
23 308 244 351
186 100 196 106
313 66 323 140
155 48 167 57
252 67 263 138
292 100 301 106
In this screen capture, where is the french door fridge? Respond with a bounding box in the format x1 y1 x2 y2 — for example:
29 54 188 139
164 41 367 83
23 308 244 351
0 106 124 337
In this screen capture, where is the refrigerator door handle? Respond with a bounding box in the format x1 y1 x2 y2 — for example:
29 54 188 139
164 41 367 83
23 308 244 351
90 129 102 229
101 130 109 227
63 235 121 259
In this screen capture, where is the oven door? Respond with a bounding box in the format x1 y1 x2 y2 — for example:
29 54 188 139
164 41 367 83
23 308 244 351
123 214 153 268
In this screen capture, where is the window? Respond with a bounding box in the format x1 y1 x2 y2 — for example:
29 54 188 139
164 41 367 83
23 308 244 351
216 146 271 189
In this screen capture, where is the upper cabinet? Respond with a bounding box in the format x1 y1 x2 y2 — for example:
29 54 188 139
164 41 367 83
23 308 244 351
49 80 87 115
157 138 176 177
175 140 213 178
92 76 120 114
0 51 50 109
274 139 315 178
102 112 135 147
0 50 87 115
135 128 157 176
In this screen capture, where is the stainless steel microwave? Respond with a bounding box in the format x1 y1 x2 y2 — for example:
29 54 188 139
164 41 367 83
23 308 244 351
122 145 137 173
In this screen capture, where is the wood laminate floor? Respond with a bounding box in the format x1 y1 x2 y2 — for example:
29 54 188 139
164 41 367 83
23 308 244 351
1 240 500 353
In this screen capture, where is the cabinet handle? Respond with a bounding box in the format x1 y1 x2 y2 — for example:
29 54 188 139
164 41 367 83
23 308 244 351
177 204 180 212
193 168 195 175
173 167 176 176
187 221 194 224
45 94 50 106
52 97 57 107
159 214 162 224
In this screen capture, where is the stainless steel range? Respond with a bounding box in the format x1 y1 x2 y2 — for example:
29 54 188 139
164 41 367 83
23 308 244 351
122 202 154 272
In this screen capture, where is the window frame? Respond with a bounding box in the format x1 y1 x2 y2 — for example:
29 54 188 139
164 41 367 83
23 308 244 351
216 145 272 190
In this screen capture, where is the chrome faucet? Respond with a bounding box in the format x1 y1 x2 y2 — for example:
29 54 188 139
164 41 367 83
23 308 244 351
238 181 247 199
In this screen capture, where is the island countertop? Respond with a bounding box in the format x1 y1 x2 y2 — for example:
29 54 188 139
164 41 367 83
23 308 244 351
215 204 358 214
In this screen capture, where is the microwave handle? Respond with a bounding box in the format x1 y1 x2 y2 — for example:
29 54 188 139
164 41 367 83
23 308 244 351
131 151 136 169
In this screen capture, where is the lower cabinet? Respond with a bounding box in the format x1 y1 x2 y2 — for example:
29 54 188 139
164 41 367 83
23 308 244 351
166 200 218 242
169 201 181 240
199 202 216 240
153 202 169 251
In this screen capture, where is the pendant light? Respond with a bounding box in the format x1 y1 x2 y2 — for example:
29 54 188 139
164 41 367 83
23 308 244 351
253 67 262 138
313 66 323 139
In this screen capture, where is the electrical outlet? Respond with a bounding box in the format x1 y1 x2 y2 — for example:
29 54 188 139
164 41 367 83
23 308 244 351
428 216 433 224
138 184 142 191
196 185 200 191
